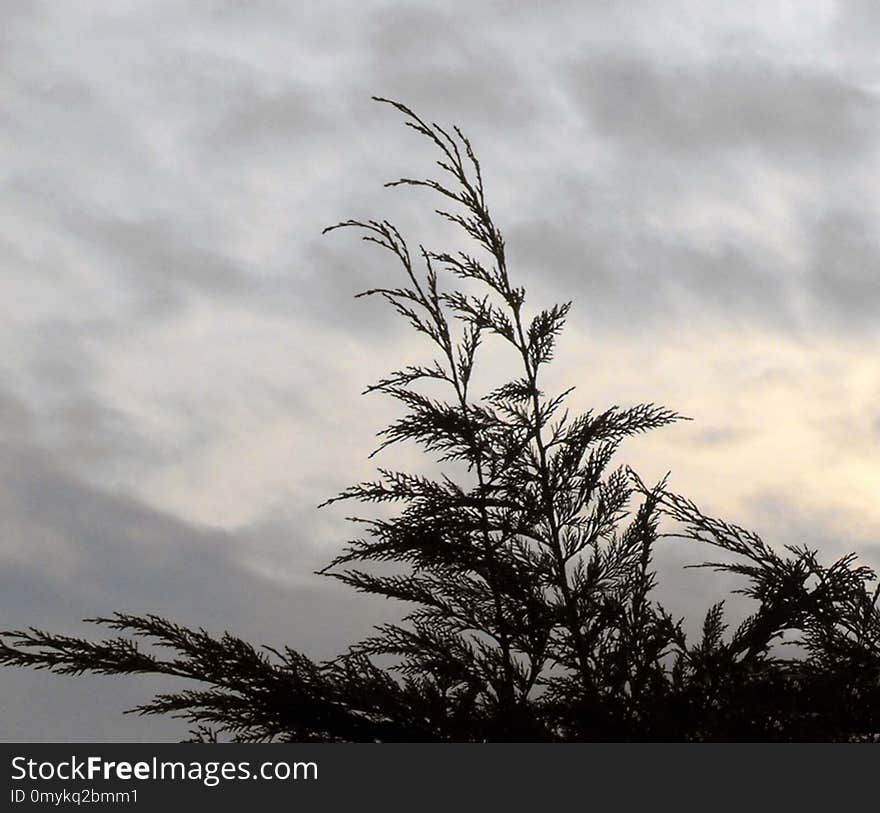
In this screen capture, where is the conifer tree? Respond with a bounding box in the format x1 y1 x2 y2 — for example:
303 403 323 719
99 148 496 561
2 99 879 741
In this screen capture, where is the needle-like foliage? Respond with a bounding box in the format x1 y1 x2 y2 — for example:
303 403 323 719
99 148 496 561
2 99 879 741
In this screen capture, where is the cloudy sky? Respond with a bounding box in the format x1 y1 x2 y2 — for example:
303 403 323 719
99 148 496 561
3 0 880 741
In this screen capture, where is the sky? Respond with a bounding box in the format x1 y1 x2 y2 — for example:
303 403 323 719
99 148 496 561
2 0 880 741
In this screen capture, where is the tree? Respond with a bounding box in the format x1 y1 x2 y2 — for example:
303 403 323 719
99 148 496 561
2 99 879 741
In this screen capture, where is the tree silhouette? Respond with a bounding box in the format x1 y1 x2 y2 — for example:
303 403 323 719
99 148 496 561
2 99 879 741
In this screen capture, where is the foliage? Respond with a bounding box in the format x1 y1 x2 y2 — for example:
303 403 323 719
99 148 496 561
2 99 879 741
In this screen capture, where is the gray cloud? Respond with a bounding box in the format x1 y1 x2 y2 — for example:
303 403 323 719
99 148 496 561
0 428 396 741
804 209 880 328
506 211 797 331
3 1 880 739
570 55 879 162
486 48 880 332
